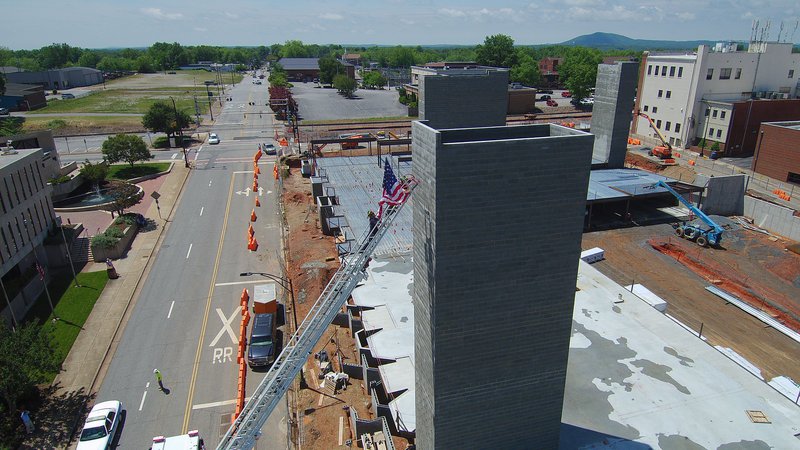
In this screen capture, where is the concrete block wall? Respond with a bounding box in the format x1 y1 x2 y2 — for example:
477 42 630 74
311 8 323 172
591 62 638 168
743 196 800 241
695 174 746 216
419 70 509 129
413 121 593 449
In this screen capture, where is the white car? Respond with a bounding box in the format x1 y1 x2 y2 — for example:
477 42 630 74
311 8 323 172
264 143 276 155
77 400 122 450
208 133 220 145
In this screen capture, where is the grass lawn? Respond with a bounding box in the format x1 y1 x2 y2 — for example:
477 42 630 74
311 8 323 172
107 162 171 180
25 271 109 380
103 70 243 89
29 90 200 115
22 115 145 132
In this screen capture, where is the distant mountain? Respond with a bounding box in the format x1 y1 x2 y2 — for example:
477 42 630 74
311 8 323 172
559 32 726 51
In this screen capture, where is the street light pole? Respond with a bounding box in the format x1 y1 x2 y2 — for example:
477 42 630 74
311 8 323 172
170 97 190 168
239 272 297 331
204 84 214 121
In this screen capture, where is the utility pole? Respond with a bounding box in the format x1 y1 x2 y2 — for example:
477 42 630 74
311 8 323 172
205 83 214 121
170 97 190 168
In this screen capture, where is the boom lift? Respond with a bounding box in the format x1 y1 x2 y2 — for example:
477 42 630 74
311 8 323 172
633 111 673 159
216 175 418 450
652 180 724 247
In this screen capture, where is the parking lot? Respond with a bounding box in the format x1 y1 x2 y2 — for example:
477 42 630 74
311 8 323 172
291 82 409 121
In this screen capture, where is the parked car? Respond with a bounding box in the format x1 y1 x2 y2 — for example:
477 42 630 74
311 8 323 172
580 98 595 106
539 89 554 94
247 313 277 368
61 93 75 99
208 133 220 145
77 400 122 450
264 144 276 155
546 99 558 107
0 107 9 115
561 91 572 97
540 95 552 101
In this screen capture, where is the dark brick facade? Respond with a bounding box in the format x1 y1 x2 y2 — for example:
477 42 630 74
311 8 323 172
726 99 800 156
753 122 800 184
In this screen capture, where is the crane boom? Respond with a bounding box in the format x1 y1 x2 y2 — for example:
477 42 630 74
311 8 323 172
216 177 418 450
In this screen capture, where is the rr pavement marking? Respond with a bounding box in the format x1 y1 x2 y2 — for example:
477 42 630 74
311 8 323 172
209 306 241 347
171 153 178 160
214 280 261 287
167 300 175 319
182 172 236 433
192 397 251 410
186 243 193 259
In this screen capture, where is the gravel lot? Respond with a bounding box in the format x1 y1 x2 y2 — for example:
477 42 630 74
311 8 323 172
291 82 409 121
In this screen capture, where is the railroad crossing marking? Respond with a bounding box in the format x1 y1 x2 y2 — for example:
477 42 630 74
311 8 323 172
209 306 241 347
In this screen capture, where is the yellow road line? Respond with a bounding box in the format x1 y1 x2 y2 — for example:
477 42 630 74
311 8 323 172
182 172 237 433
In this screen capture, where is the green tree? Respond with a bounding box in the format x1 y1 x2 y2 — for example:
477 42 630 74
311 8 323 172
0 117 24 136
387 46 416 68
476 34 517 68
559 47 603 102
79 160 108 190
281 40 308 58
362 71 387 89
148 42 188 71
135 55 155 73
77 51 101 68
0 323 59 413
142 102 192 144
333 74 357 98
102 181 142 216
318 56 344 84
0 73 5 95
102 134 152 167
510 52 541 87
38 43 76 69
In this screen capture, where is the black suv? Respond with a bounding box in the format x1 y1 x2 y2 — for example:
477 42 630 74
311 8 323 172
247 313 276 368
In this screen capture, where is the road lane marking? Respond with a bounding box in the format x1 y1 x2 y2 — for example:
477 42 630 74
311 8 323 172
186 243 193 259
200 206 204 216
182 172 236 433
194 145 203 162
192 397 251 410
171 153 178 160
139 382 150 411
167 300 175 319
210 306 241 347
209 180 213 187
214 280 261 287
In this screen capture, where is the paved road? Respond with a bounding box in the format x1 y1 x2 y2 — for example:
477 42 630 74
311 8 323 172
95 74 289 448
291 82 407 121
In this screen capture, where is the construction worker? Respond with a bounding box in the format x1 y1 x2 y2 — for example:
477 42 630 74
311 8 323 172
368 211 378 237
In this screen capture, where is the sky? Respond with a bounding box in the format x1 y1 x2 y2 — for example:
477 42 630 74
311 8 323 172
3 0 799 50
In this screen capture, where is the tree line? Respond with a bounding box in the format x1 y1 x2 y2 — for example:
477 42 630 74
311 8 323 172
0 42 270 73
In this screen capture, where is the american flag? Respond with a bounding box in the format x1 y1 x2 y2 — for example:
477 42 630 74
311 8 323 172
378 158 409 218
36 262 45 281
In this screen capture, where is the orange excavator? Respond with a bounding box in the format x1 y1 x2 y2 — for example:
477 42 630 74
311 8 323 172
633 110 672 159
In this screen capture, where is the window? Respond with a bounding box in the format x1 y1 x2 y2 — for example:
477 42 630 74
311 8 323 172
643 105 649 112
709 128 715 136
665 121 671 131
658 89 663 98
675 123 681 133
666 90 671 99
656 119 662 128
669 137 675 145
678 67 683 77
717 129 722 138
676 138 682 147
735 68 742 79
661 66 667 76
707 68 714 79
648 65 652 75
719 68 732 80
654 65 659 75
652 106 658 113
712 109 718 118
705 108 710 116
720 111 726 119
790 69 795 78
669 66 676 77
788 171 800 185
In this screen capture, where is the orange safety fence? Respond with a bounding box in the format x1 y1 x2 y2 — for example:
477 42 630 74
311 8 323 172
255 197 261 207
233 291 251 420
688 159 696 166
250 209 257 222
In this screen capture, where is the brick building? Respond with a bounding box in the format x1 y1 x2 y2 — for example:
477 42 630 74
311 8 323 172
753 121 800 184
538 57 564 86
723 99 800 156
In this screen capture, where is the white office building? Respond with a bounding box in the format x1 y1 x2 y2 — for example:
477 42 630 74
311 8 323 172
634 42 800 150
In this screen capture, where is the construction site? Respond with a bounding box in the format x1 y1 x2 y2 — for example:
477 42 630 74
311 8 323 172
224 62 800 449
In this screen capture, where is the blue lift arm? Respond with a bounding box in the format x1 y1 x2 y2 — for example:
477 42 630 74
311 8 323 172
655 180 724 245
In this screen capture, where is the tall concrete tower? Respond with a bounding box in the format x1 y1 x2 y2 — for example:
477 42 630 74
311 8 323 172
591 61 639 168
412 122 593 448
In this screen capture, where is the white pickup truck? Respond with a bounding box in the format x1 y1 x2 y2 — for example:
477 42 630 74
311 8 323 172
150 430 205 450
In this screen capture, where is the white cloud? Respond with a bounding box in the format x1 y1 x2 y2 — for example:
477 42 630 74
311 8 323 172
400 18 416 25
320 13 344 20
674 11 696 20
140 8 183 20
438 7 522 22
225 12 239 19
194 27 208 32
439 8 467 18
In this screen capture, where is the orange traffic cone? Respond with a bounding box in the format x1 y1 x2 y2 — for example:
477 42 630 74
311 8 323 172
255 198 261 207
248 224 254 237
249 237 258 251
273 164 279 180
254 165 261 175
252 181 258 191
253 172 258 181
241 288 249 308
251 209 257 222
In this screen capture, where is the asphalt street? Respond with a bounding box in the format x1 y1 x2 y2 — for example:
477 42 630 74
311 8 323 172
291 82 407 121
96 74 290 448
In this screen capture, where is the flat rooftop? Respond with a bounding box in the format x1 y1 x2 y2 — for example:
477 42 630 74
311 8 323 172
322 155 800 448
0 148 41 170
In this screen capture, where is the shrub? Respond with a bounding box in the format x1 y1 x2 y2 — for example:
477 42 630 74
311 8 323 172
105 227 124 239
48 175 71 185
91 234 119 249
153 136 170 148
114 213 139 226
46 119 67 129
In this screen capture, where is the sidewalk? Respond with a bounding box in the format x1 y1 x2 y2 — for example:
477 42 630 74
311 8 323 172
24 163 191 450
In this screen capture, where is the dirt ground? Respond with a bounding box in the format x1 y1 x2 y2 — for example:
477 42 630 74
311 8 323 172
282 167 411 450
582 223 800 382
